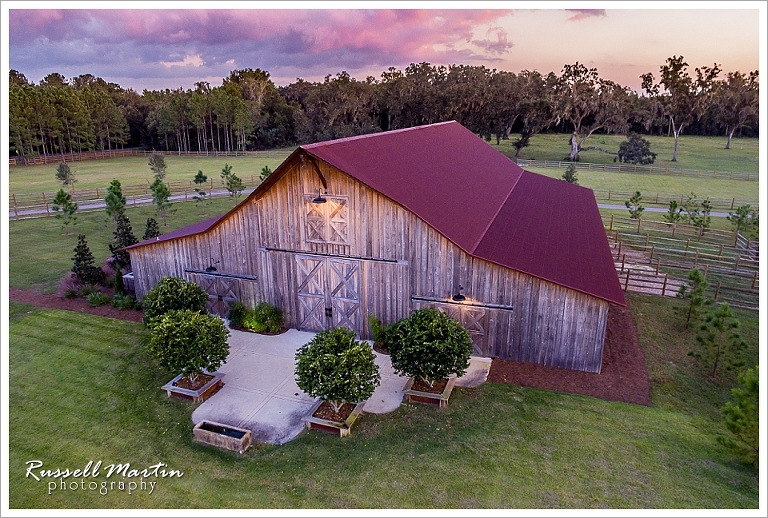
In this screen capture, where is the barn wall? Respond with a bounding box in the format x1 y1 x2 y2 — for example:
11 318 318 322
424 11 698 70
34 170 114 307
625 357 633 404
129 154 610 372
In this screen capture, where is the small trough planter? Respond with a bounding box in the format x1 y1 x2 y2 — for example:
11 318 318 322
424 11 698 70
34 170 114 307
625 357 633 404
302 399 366 437
193 420 252 454
403 376 457 408
162 372 223 403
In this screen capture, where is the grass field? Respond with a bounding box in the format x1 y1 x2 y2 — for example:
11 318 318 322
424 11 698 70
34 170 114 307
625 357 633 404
7 293 759 509
8 198 240 293
7 151 293 194
493 133 759 173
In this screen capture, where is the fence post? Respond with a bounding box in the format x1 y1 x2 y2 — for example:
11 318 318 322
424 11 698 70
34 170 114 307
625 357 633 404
694 249 698 266
624 270 630 291
637 218 642 233
752 271 758 290
672 224 676 238
714 281 721 301
12 194 18 221
645 234 650 249
731 198 735 210
735 256 740 271
609 214 614 231
41 192 47 206
608 189 611 200
617 240 622 259
96 188 100 198
621 254 626 272
685 239 690 255
656 257 661 275
661 274 668 297
655 192 659 203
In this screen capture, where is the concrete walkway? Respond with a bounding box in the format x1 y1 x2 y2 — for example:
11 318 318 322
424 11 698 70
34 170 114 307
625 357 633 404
191 327 492 444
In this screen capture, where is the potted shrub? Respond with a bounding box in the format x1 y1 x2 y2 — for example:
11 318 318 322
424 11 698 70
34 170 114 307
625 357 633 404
147 309 231 402
295 327 381 436
142 276 208 327
387 307 473 407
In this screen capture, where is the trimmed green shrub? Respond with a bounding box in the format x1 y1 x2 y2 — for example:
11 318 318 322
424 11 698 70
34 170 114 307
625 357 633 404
295 327 381 413
141 276 208 327
111 293 136 310
387 307 473 387
249 302 283 334
227 301 248 329
86 292 110 307
147 309 230 383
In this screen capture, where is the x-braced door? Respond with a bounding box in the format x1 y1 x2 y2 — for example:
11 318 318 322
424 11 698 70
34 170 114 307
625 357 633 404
295 255 361 333
197 275 240 317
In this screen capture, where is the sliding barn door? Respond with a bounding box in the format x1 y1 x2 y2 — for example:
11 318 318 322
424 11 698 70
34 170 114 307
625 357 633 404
295 255 361 333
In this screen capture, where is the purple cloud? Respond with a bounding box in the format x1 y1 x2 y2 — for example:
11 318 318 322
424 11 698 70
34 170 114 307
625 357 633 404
565 9 607 22
472 26 514 55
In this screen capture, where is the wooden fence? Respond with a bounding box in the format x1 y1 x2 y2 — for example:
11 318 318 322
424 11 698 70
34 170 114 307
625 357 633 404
9 148 291 166
513 158 758 181
605 215 759 311
592 189 758 211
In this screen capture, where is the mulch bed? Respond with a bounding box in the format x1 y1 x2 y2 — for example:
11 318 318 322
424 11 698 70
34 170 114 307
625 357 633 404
411 377 449 394
487 303 651 406
313 401 355 422
9 287 144 323
173 373 215 391
10 287 651 406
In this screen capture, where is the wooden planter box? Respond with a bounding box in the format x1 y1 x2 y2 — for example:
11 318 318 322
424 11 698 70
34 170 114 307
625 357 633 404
162 372 223 403
193 420 252 454
403 376 457 408
302 400 366 437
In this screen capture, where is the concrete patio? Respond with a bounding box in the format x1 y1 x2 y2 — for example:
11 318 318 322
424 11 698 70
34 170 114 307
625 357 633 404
191 327 492 445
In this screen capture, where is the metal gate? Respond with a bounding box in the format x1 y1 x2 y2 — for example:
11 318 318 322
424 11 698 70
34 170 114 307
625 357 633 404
296 255 361 333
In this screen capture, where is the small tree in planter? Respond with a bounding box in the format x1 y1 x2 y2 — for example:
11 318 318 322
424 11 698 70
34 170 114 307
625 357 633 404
147 309 230 385
387 307 473 393
142 276 209 327
295 327 381 415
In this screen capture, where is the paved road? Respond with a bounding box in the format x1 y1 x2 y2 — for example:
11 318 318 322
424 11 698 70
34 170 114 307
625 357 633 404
9 191 734 220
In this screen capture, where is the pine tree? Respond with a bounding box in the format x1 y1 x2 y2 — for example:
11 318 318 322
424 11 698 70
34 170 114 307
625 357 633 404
104 179 126 225
625 191 645 219
677 268 711 326
143 217 161 240
72 235 104 285
689 303 747 379
109 212 138 270
51 188 78 235
260 165 273 182
148 152 167 179
221 163 245 206
192 170 209 215
718 366 759 468
662 200 682 223
55 161 77 187
561 163 578 184
114 264 125 296
150 177 173 226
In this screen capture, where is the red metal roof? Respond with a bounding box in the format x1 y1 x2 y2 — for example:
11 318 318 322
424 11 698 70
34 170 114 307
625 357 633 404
123 214 224 250
303 121 625 306
126 121 624 306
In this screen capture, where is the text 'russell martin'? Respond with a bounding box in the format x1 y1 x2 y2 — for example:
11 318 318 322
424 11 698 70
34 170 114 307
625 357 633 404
25 460 184 496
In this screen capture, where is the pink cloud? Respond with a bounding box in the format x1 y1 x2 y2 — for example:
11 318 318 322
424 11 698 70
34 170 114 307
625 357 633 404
472 26 514 55
565 9 607 22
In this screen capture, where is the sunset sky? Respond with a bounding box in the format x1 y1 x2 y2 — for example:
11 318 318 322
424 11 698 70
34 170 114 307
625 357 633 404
3 2 763 93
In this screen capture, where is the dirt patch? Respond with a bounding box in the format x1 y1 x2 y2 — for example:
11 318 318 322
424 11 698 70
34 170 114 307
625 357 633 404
488 303 651 406
9 287 144 323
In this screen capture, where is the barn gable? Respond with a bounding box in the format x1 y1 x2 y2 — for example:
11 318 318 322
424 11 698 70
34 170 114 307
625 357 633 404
126 121 624 373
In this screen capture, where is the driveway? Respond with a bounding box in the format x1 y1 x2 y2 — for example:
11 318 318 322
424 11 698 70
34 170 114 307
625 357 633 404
191 327 492 444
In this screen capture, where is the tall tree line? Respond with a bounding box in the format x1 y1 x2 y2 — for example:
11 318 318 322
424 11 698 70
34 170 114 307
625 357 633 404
9 57 759 163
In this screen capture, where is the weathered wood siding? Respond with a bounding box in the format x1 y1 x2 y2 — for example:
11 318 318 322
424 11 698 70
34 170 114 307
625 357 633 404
129 154 611 372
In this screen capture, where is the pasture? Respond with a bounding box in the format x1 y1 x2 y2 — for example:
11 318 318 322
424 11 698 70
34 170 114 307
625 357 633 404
6 295 759 509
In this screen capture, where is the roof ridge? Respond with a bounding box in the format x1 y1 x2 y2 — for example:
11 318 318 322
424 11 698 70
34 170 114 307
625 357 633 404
301 121 456 149
468 169 526 255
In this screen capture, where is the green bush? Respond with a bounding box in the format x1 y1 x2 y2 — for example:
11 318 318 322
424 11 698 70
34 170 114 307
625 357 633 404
226 301 283 333
111 293 136 310
80 284 100 297
86 292 110 307
141 276 208 327
387 307 473 387
146 309 230 383
718 366 759 469
227 301 248 328
295 327 381 413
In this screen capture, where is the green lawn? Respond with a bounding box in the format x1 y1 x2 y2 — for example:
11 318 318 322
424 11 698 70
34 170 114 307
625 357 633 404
8 151 293 195
7 296 759 509
493 133 759 173
8 198 240 293
525 167 759 204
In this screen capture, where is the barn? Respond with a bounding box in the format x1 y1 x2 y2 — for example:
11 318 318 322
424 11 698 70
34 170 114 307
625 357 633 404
125 121 625 373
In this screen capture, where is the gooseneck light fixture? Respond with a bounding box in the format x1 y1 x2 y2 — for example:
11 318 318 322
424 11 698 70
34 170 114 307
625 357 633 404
312 188 327 204
452 285 466 302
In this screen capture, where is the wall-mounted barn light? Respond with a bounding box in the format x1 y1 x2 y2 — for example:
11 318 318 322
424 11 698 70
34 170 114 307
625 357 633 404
452 285 466 302
312 188 327 204
205 257 220 273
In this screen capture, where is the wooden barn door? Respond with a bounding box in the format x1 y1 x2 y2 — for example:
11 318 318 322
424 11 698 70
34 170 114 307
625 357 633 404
412 300 487 356
295 255 361 333
196 275 240 317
